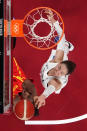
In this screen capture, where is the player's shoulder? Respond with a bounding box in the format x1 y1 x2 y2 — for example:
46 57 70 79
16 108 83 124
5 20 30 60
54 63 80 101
58 75 68 86
48 78 62 90
49 59 58 63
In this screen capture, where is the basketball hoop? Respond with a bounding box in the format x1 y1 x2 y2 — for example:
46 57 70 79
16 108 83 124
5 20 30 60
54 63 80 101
4 7 64 50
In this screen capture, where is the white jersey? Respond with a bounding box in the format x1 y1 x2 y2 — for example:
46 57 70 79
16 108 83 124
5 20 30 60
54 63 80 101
40 50 69 94
40 21 71 94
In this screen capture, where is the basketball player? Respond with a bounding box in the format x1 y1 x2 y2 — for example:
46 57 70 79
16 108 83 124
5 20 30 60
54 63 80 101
13 79 37 106
35 10 76 109
13 79 39 116
13 57 39 116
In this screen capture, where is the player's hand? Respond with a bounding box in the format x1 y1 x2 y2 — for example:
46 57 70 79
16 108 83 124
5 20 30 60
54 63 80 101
45 9 53 16
44 9 56 23
33 96 39 103
35 94 46 109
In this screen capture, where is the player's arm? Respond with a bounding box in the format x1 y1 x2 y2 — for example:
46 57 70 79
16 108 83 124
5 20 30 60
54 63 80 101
51 20 65 63
50 50 64 63
42 78 61 98
22 79 38 102
48 78 62 91
46 10 65 63
45 9 63 36
35 79 62 109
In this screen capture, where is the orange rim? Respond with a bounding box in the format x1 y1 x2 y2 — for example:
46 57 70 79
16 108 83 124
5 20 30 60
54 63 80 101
23 7 64 50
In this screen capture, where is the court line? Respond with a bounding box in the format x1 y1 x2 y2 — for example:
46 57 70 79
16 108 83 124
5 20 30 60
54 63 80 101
25 114 87 125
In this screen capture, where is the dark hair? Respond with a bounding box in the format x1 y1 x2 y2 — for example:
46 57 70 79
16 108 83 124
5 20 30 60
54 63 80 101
61 60 76 75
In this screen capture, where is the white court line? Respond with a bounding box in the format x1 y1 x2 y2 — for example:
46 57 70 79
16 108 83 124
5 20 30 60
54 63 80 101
25 114 87 125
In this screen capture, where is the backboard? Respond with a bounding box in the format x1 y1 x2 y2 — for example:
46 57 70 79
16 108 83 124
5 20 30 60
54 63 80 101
0 0 12 113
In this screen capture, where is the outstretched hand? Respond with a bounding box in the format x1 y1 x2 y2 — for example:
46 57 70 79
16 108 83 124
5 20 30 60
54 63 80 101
45 9 54 16
34 95 46 109
45 9 56 23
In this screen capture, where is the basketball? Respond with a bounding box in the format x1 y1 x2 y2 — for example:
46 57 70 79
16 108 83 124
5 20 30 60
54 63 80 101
14 99 34 120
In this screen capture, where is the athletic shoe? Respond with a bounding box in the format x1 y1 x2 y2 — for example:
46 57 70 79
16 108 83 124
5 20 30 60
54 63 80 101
65 41 74 51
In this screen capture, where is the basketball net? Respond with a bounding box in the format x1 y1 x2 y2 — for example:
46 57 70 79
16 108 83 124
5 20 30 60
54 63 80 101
4 7 64 50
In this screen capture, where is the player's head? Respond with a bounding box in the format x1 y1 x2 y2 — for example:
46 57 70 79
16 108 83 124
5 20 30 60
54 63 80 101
22 79 34 89
55 60 76 77
22 79 34 99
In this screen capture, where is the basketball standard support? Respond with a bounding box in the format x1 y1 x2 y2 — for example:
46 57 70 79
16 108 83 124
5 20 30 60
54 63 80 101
4 0 11 113
0 0 11 114
0 0 4 113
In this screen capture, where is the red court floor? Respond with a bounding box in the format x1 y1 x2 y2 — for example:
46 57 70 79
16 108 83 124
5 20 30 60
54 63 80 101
0 0 87 131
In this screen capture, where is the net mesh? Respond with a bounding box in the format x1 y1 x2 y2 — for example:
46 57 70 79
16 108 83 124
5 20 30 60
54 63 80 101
23 8 64 49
